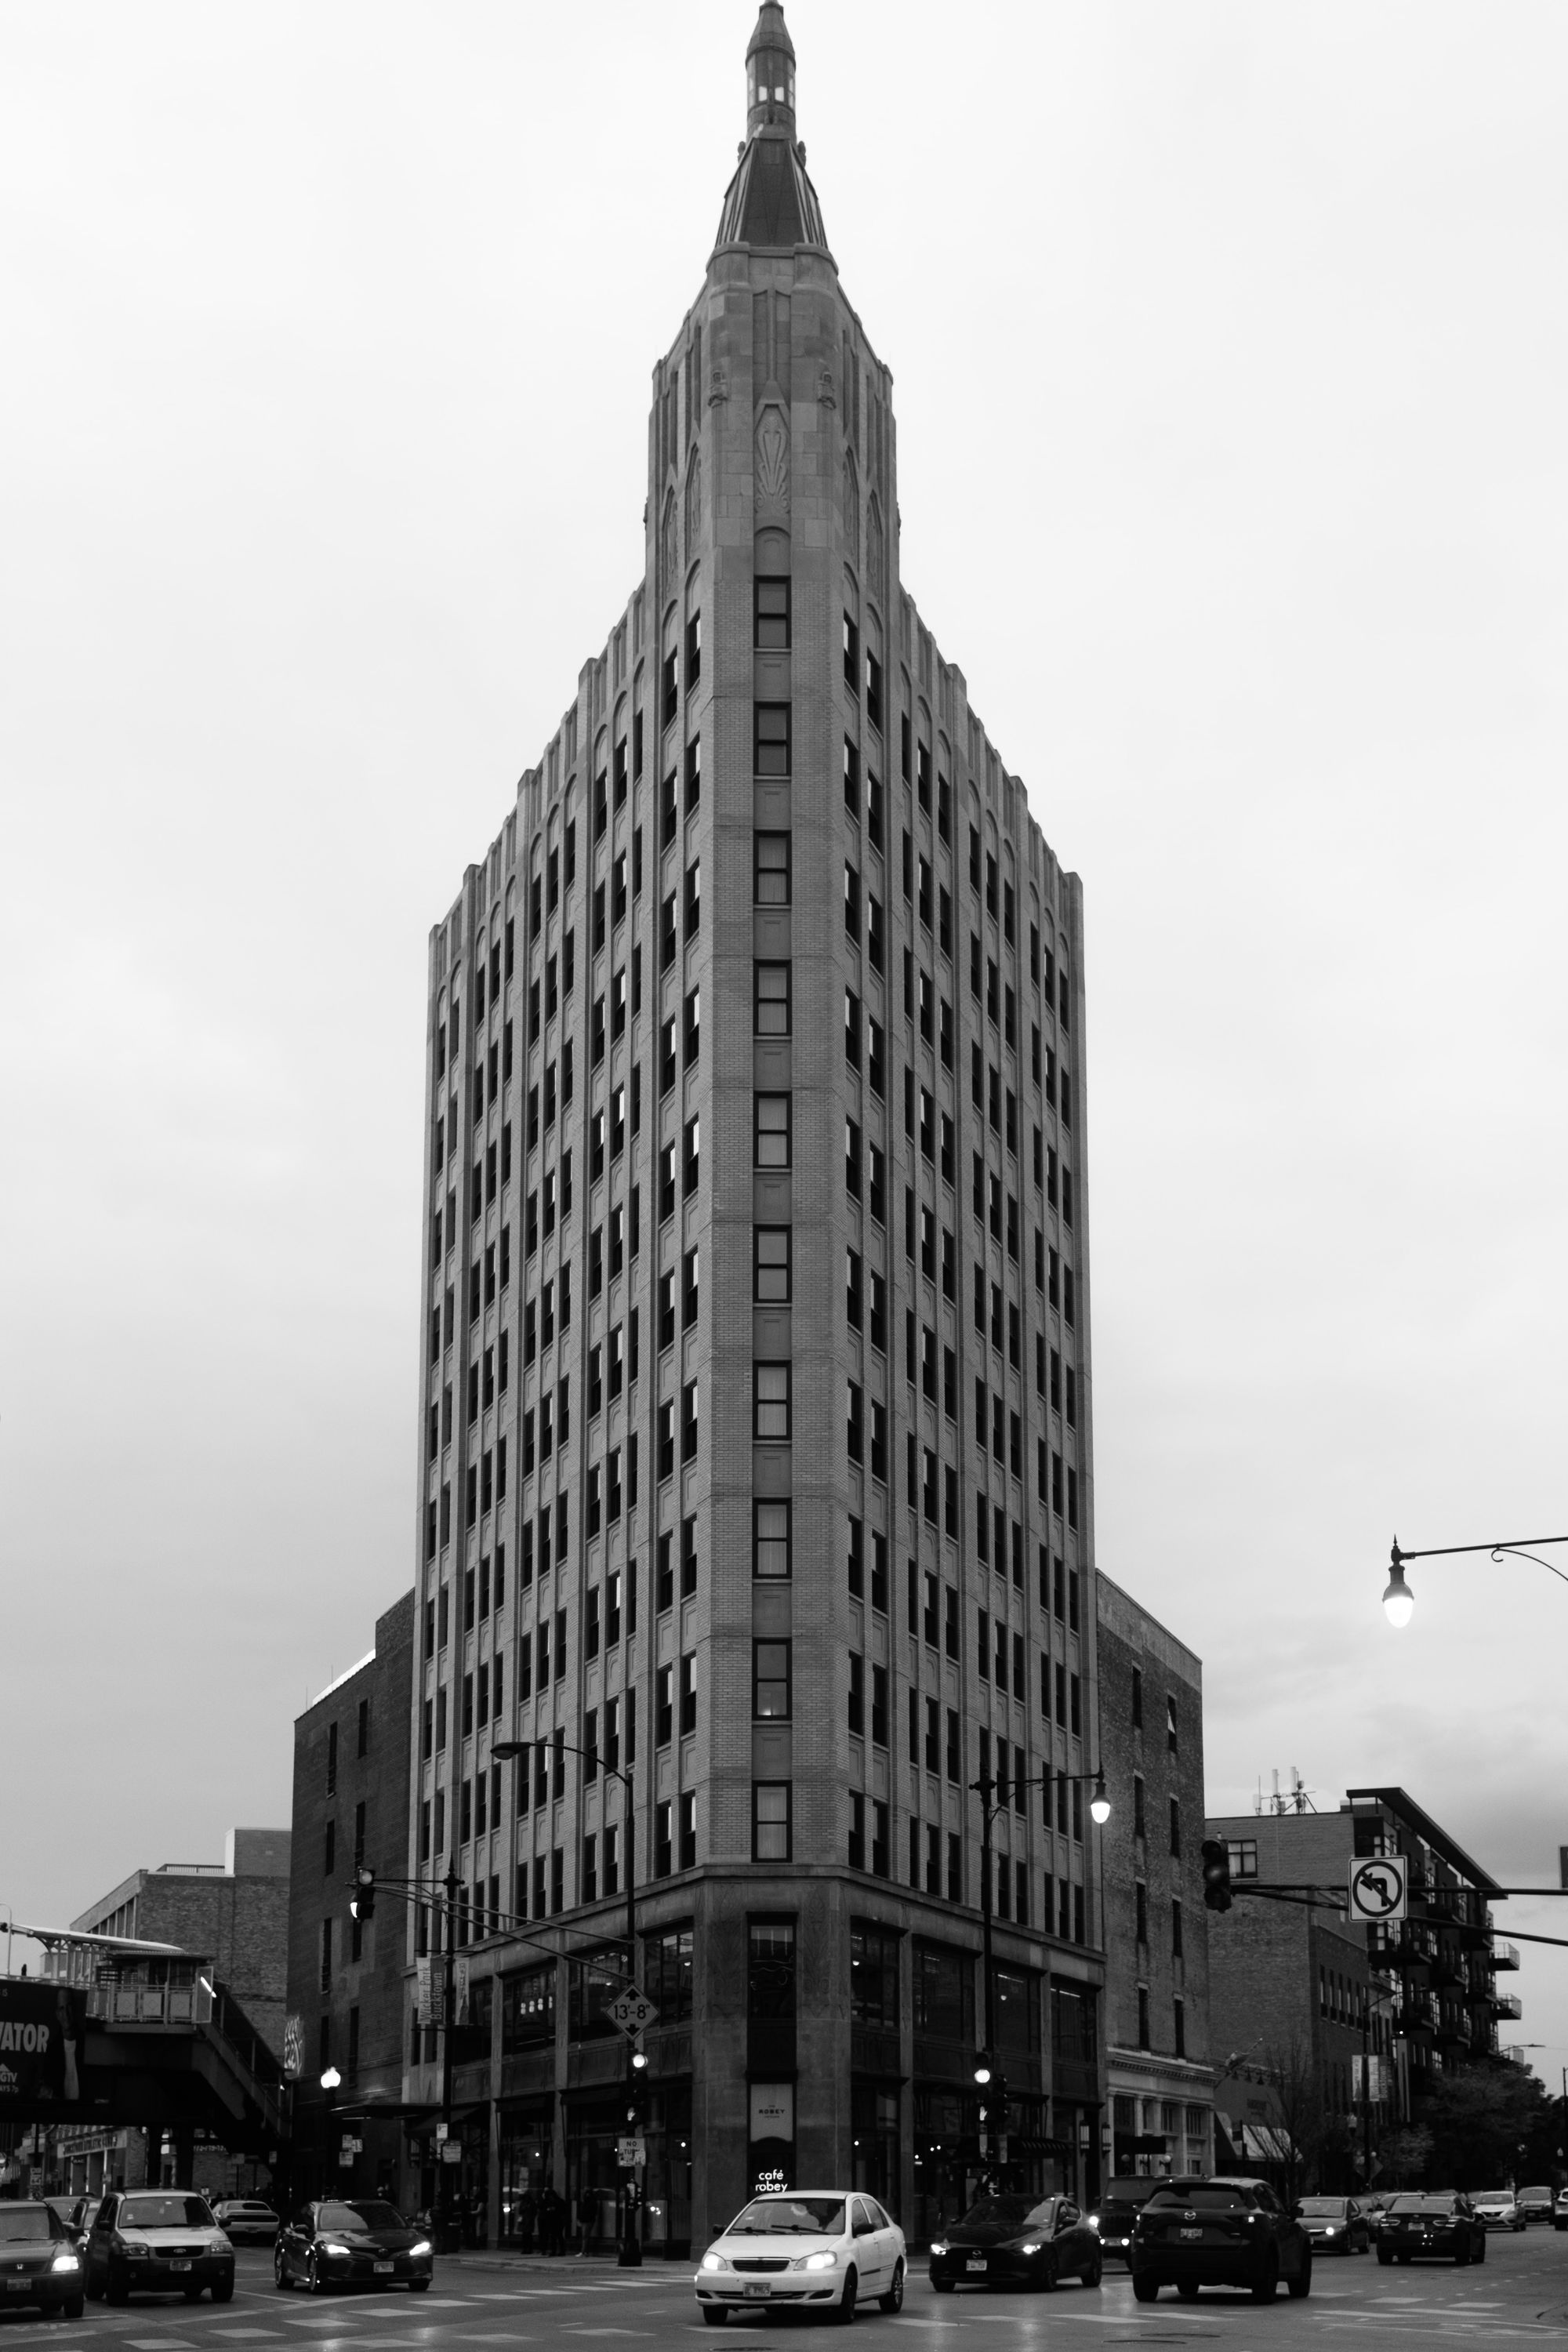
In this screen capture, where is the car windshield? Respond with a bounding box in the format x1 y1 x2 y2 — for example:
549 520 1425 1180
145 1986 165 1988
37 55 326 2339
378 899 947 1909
1474 2193 1510 2203
1385 2196 1457 2216
959 2197 1051 2230
318 2202 404 2233
1100 2183 1155 2208
727 2198 845 2236
121 2196 213 2230
1148 2185 1254 2211
0 2209 56 2244
1299 2200 1349 2216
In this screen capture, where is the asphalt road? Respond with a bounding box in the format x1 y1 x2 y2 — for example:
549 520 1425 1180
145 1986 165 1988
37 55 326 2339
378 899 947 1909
2 2231 1566 2350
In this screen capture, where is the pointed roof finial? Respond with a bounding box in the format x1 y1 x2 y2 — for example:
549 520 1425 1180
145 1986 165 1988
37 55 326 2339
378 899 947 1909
746 3 796 140
713 3 830 263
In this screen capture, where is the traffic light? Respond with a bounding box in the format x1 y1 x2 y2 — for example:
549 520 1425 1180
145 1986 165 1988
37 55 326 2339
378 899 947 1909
1201 1840 1232 1914
350 1867 376 1922
626 2046 649 2128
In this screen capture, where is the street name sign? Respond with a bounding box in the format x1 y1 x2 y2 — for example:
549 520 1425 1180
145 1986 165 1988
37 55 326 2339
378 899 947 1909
1348 1855 1407 1923
608 1989 658 2035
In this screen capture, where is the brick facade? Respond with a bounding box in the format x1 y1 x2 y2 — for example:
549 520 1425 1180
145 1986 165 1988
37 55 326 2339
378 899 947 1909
1094 1573 1214 2180
287 1588 416 2204
1203 1789 1508 2185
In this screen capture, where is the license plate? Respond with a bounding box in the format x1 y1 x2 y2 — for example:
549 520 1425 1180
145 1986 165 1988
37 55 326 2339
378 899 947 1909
6 2281 31 2292
1179 2229 1202 2241
742 2282 771 2298
966 2258 987 2272
374 2261 394 2274
170 2260 192 2272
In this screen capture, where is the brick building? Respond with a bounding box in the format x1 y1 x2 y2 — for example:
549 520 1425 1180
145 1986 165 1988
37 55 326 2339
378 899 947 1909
401 5 1108 2252
73 1829 291 2055
1203 1788 1515 2183
61 1826 291 2196
287 1588 416 2205
1094 1575 1214 2180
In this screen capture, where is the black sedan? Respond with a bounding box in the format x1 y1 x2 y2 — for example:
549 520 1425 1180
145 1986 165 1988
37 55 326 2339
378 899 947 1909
1374 2193 1486 2266
274 2199 434 2295
1131 2176 1312 2303
0 2202 85 2317
1296 2197 1370 2255
929 2194 1102 2292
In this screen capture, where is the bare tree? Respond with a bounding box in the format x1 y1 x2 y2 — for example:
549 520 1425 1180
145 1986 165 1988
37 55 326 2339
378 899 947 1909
1261 2034 1327 2209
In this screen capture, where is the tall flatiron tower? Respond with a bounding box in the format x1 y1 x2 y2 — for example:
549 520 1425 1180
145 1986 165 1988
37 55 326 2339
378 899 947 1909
408 3 1104 2249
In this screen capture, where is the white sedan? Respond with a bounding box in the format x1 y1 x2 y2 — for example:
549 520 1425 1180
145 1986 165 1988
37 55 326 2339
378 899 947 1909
695 2190 906 2324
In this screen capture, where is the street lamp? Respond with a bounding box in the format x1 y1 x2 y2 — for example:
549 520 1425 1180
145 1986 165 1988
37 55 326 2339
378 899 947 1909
493 1737 643 2267
320 2066 341 2195
1381 1534 1568 1627
970 1765 1110 2187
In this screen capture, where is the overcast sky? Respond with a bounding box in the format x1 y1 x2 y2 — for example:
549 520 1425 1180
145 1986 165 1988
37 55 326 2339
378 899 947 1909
2 2 1565 2082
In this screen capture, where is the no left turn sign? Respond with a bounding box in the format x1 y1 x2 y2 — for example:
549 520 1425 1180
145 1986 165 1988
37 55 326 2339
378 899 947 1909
1348 1854 1408 1922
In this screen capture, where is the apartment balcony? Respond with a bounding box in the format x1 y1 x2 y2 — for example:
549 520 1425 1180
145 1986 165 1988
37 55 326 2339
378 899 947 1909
1493 1940 1521 1972
1493 1991 1523 2021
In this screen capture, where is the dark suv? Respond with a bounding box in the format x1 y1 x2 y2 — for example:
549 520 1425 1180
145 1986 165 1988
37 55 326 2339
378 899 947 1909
1131 2176 1312 2304
1088 2178 1158 2262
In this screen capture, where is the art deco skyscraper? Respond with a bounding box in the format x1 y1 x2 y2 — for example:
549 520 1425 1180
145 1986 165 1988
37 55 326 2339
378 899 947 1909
408 5 1104 2250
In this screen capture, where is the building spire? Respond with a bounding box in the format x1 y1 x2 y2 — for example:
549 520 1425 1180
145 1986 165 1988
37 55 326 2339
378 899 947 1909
746 3 797 140
713 2 830 261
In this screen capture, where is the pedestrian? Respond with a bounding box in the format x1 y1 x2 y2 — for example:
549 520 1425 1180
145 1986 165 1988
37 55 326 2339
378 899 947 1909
516 2187 537 2255
538 2184 564 2256
577 2183 597 2256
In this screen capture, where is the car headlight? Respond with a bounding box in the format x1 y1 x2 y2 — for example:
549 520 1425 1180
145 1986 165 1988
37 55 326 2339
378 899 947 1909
408 2240 433 2259
800 2250 839 2270
929 2241 947 2256
1323 2227 1337 2237
1087 2215 1100 2232
1018 2241 1044 2256
50 2255 81 2273
699 2252 728 2273
322 2242 352 2256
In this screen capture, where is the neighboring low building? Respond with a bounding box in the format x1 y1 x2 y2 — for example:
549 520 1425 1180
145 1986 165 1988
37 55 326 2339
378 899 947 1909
56 1825 292 2198
287 1589 416 2205
1095 1575 1214 2180
1204 1786 1512 2187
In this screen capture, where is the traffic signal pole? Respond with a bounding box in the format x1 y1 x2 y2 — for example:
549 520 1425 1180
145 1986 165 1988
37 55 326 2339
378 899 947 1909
619 1771 642 2268
440 1863 459 2249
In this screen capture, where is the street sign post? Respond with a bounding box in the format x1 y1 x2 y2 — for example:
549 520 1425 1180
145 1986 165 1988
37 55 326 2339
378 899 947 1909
1348 1856 1408 1924
608 1989 658 2036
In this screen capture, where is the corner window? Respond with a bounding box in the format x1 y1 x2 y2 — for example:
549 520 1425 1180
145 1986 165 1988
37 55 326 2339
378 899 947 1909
754 963 792 1036
753 1362 791 1441
754 831 792 905
754 1093 791 1167
753 1499 791 1579
754 704 791 777
755 579 791 651
752 1785 792 1863
753 1639 792 1719
753 1226 792 1303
